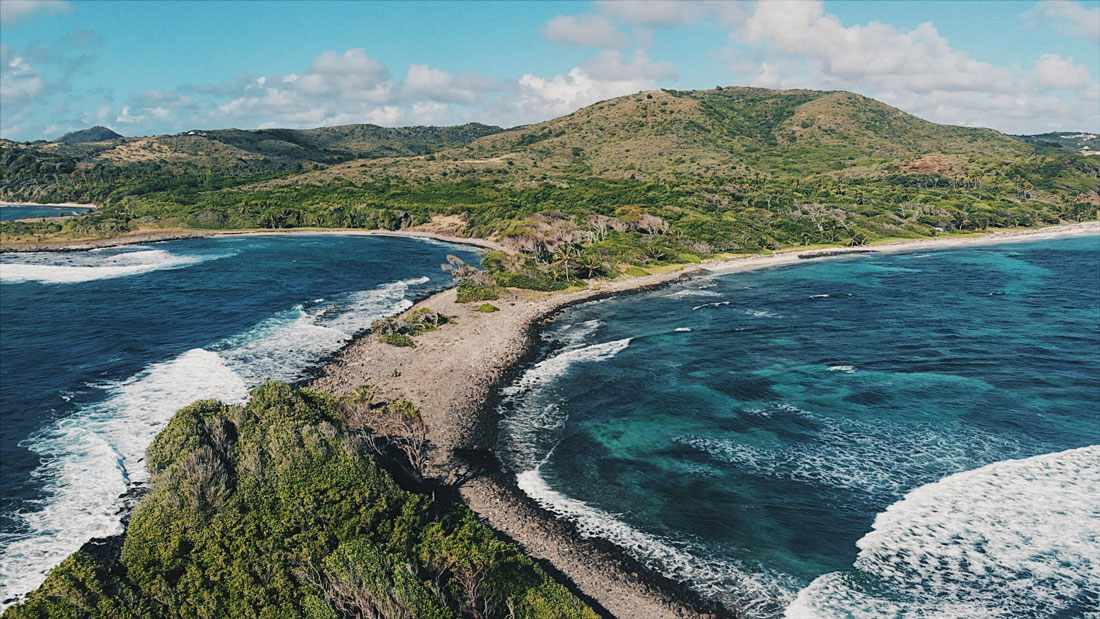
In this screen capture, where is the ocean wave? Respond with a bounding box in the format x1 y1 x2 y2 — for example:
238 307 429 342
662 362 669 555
0 275 428 606
692 301 732 311
499 337 631 471
0 349 249 603
675 404 1028 500
827 365 856 373
0 248 230 284
786 446 1100 618
503 336 631 398
517 466 794 615
675 327 693 332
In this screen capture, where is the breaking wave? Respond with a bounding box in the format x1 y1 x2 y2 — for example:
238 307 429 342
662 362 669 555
0 275 428 605
786 446 1100 618
0 247 229 284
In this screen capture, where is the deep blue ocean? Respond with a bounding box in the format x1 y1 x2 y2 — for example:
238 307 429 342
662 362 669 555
0 205 94 221
498 235 1100 618
0 234 479 604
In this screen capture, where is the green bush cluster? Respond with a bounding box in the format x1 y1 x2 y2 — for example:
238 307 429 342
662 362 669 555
455 279 502 303
379 333 416 347
5 383 597 619
475 303 500 313
491 271 570 292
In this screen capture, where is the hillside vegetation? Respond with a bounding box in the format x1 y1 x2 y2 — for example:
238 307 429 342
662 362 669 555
1 122 501 205
3 383 596 619
3 87 1097 285
54 126 124 144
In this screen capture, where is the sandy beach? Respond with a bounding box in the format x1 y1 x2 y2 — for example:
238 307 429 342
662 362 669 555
309 220 1098 618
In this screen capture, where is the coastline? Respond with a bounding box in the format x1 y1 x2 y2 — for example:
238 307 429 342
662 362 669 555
309 220 1098 618
0 201 97 209
0 227 508 254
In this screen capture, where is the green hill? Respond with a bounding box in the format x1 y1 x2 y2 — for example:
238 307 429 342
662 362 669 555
2 86 1097 275
54 126 123 144
0 122 502 205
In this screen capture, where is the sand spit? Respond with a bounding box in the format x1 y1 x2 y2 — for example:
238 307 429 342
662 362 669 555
312 268 718 618
310 220 1097 619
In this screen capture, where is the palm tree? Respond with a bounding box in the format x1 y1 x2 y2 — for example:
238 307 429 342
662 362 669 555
551 243 580 282
576 253 604 279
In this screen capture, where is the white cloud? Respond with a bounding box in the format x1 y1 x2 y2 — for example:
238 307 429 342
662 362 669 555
0 46 45 99
489 65 659 125
1027 0 1100 41
583 49 677 82
877 88 1099 133
114 105 146 124
296 49 394 102
406 101 452 125
744 1 1017 93
541 14 629 48
0 0 70 25
726 0 1100 133
402 64 500 104
1033 53 1094 89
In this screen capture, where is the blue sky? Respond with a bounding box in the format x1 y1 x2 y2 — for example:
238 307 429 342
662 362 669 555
1 0 1097 141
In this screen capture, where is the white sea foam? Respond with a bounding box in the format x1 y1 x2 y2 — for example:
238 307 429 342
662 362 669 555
0 248 227 284
827 365 856 373
517 466 793 614
675 327 693 332
499 337 631 470
667 289 722 299
808 294 830 299
786 446 1100 618
0 275 428 607
692 301 731 311
0 349 249 604
745 309 776 318
503 335 630 398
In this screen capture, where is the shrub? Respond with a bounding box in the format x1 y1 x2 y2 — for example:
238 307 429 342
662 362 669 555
476 303 500 313
379 333 416 347
624 266 650 277
455 278 502 303
492 271 569 291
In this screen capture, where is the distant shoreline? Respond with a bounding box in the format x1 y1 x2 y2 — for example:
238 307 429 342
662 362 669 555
0 227 508 254
0 201 97 209
309 220 1098 618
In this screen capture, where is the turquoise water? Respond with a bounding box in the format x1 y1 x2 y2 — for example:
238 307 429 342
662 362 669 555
498 236 1100 617
0 204 93 221
0 235 479 605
